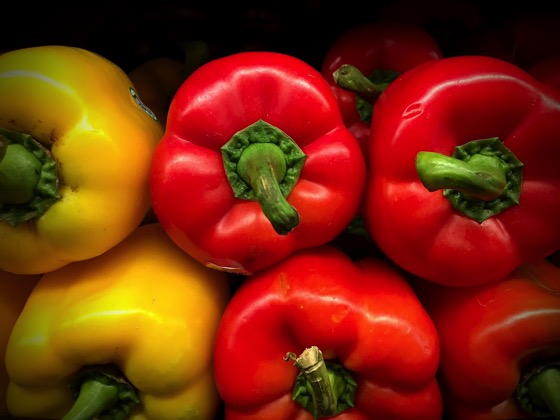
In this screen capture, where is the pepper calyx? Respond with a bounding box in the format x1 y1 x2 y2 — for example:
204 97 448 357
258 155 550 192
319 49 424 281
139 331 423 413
285 346 357 419
0 128 60 226
221 119 306 235
415 137 523 223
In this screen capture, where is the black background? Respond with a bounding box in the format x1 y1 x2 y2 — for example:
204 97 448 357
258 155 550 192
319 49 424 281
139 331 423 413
2 0 559 72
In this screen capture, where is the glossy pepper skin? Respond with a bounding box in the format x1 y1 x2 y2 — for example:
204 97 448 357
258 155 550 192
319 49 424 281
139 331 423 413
214 244 442 419
414 259 560 419
0 270 40 416
5 223 230 419
321 22 442 156
0 46 163 275
364 55 560 286
150 51 366 275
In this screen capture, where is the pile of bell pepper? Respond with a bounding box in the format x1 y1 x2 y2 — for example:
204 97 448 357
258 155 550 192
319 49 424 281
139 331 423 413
1 6 560 419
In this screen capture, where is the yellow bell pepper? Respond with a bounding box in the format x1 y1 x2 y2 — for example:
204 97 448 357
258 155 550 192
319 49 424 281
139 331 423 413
0 45 163 275
5 223 230 419
0 269 40 416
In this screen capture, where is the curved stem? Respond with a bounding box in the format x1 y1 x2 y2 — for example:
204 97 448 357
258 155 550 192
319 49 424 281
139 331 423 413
64 365 140 420
415 138 523 223
332 64 386 103
416 151 507 201
237 143 299 234
63 378 120 420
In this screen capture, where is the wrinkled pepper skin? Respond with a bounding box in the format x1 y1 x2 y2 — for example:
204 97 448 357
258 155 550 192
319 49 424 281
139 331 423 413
214 245 442 419
321 22 442 154
0 270 40 416
0 46 163 275
5 223 230 419
151 51 366 275
414 259 560 419
364 55 560 286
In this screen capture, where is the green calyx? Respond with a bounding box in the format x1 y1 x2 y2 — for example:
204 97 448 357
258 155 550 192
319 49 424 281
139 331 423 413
0 128 60 226
333 65 400 124
64 365 140 420
221 119 306 235
515 362 560 419
416 137 523 223
284 346 357 419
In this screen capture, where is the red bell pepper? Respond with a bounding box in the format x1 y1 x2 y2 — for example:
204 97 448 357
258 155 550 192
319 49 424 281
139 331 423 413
414 258 560 420
364 55 560 286
150 51 366 275
321 22 442 156
213 244 442 419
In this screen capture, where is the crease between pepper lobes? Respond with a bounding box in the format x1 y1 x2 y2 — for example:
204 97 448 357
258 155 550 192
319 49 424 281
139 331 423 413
0 269 40 417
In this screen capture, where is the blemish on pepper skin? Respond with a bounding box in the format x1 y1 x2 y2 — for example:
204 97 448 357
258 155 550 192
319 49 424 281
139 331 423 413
331 306 349 324
476 297 495 307
49 128 59 144
278 272 290 297
402 102 423 119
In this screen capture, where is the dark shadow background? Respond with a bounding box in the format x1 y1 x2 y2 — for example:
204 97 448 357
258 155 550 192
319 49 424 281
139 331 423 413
2 0 559 72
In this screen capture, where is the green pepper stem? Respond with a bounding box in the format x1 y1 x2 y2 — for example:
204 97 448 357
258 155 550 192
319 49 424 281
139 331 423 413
63 378 120 420
63 365 140 420
236 142 299 234
332 64 386 103
527 366 560 419
285 346 357 419
0 142 42 205
416 151 507 201
286 346 336 416
0 128 60 226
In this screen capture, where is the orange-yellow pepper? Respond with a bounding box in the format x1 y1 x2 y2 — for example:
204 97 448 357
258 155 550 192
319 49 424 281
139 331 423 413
0 45 163 275
5 223 230 419
0 269 40 416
